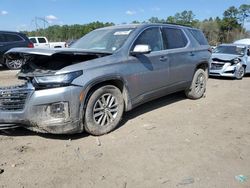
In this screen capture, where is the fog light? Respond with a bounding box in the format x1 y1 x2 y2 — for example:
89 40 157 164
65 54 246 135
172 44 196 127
49 102 69 119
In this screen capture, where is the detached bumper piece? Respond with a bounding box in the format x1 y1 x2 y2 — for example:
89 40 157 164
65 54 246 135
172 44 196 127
209 62 238 78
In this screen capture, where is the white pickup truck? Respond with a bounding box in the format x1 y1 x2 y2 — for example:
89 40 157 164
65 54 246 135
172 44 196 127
29 36 66 48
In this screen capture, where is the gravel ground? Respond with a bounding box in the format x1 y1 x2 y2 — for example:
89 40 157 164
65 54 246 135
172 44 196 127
0 68 250 188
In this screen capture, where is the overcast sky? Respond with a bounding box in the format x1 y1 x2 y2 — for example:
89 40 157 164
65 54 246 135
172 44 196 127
0 0 250 31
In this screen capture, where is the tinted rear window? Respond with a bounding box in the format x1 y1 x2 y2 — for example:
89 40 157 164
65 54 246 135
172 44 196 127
188 29 208 45
162 28 188 49
4 34 23 42
38 38 46 43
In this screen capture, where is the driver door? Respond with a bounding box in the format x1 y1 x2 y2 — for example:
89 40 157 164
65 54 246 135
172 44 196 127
126 27 170 101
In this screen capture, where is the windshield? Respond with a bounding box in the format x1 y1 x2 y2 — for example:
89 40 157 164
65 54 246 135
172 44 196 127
214 45 246 56
71 28 135 53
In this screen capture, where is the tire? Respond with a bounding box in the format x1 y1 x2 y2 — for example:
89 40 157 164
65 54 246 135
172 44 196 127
235 65 245 80
84 85 124 136
5 58 25 70
185 69 207 99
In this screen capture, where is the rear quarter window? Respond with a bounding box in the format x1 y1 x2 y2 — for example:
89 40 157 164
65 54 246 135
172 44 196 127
188 29 208 45
162 28 188 49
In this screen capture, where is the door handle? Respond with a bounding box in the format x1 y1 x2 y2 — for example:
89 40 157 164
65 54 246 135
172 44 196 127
159 56 168 62
190 52 195 56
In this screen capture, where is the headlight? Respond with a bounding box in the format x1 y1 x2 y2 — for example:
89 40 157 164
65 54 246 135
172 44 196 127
34 70 83 87
231 58 241 65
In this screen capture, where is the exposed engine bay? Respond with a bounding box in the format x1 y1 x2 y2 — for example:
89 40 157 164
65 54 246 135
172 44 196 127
4 48 110 79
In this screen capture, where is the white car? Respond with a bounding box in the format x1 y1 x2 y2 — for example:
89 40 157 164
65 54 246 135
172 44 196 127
234 38 250 45
29 37 66 48
210 44 250 79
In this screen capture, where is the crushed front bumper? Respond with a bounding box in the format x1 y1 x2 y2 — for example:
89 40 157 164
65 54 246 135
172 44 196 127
0 82 84 134
209 62 240 78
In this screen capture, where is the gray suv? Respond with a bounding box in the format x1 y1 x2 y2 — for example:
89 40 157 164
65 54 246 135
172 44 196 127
0 24 211 135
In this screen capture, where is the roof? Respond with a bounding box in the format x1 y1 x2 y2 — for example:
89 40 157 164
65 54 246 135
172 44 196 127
220 43 248 47
97 23 194 30
234 38 250 46
0 30 23 34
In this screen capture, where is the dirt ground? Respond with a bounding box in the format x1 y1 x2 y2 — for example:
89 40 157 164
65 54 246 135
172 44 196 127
0 66 250 188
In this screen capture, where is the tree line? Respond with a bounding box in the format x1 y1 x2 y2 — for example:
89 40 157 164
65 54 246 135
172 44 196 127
23 4 250 45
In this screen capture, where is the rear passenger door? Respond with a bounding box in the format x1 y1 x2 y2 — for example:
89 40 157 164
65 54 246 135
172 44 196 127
0 33 25 63
161 27 193 85
0 34 5 63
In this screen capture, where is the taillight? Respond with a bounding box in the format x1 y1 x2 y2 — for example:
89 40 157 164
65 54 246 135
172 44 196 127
28 43 34 48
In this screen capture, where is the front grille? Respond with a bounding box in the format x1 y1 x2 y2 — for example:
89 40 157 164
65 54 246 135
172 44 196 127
211 63 224 70
0 83 33 111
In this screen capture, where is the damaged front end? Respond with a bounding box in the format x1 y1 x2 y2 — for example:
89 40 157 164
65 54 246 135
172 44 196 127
209 55 244 78
0 48 110 134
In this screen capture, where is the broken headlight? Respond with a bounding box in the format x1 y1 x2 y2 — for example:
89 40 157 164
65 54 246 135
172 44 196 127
34 70 83 88
231 58 241 65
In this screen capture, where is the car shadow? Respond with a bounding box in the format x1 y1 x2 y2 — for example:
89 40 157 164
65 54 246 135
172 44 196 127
0 65 7 71
0 127 90 140
118 91 186 128
209 74 250 80
209 76 235 80
244 73 250 77
0 92 186 140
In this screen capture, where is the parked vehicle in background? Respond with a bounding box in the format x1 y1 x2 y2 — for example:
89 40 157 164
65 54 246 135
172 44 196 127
29 36 66 48
210 44 250 79
1 24 211 135
234 38 250 46
0 31 33 70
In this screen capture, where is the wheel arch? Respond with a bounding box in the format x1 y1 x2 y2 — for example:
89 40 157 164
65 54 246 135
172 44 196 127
83 76 132 112
195 61 209 78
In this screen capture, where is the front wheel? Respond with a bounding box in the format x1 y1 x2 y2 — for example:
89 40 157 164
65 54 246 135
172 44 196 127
5 58 25 70
235 65 245 80
84 85 124 136
185 69 207 99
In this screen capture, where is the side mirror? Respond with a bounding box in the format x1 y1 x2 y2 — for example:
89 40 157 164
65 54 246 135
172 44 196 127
130 44 151 56
247 49 250 56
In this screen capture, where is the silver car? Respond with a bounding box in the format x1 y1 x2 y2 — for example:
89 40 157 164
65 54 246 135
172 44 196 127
210 44 250 79
0 24 211 135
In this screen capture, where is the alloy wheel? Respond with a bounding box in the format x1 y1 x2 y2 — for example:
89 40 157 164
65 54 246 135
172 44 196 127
93 93 119 126
194 73 205 94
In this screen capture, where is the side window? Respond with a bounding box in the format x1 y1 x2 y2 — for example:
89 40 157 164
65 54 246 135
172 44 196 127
188 29 208 45
38 38 46 43
4 34 23 42
162 28 188 49
29 38 37 43
133 27 163 52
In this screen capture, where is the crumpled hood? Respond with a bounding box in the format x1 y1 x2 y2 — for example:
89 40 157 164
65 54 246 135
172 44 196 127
4 47 111 58
212 53 241 61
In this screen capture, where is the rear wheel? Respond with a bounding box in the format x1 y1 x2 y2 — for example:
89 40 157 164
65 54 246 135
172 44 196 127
84 85 124 136
235 65 245 80
5 58 25 70
185 68 207 99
